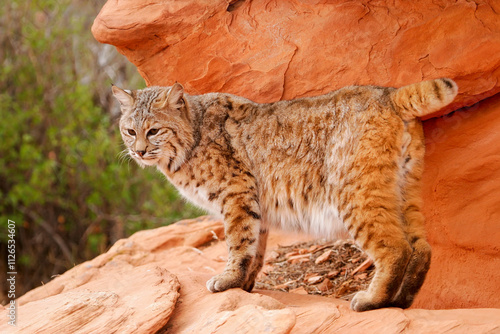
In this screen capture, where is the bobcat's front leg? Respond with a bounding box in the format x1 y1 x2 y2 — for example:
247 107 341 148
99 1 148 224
206 171 262 293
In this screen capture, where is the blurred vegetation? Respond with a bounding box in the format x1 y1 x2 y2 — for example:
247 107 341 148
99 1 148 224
0 0 204 303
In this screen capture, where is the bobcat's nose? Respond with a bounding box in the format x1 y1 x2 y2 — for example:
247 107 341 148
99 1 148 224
136 150 146 157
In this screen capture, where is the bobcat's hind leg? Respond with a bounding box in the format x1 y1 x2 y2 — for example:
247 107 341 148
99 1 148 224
390 121 431 309
340 114 412 312
346 199 412 312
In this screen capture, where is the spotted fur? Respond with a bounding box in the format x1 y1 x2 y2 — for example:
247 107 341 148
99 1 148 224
112 78 458 311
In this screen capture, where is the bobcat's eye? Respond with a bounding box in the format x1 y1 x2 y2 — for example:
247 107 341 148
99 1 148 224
127 129 136 136
147 128 159 136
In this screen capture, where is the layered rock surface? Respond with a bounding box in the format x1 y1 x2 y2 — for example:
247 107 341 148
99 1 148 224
91 0 500 311
3 218 499 333
3 0 499 332
419 94 500 309
92 0 500 118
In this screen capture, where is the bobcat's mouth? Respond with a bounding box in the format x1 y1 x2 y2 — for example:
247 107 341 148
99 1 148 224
135 157 158 167
130 151 159 166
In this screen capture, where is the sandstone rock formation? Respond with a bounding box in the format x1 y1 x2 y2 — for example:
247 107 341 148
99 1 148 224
2 218 499 333
92 0 500 118
2 1 499 332
91 0 500 311
419 94 500 309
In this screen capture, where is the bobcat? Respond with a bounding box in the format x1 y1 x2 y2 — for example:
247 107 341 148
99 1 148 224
112 78 458 311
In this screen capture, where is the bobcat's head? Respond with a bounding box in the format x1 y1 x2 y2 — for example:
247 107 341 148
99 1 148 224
112 83 193 172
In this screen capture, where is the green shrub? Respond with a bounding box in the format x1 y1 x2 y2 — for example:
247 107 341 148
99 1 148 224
0 0 204 302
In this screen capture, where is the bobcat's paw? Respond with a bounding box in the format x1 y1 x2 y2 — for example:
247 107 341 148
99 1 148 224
350 291 387 312
206 271 244 293
242 279 255 292
389 294 415 309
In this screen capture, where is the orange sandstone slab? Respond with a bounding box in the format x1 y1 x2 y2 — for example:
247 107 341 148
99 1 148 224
92 0 500 117
91 0 500 311
6 218 500 333
417 93 500 309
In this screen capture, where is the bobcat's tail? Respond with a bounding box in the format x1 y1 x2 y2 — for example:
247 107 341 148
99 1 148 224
391 78 458 120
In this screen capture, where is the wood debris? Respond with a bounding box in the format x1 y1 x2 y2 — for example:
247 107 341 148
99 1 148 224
315 249 333 265
256 239 375 301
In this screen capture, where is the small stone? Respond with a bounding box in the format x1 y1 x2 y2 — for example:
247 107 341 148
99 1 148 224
335 281 351 297
317 278 334 292
304 272 316 279
287 254 310 263
289 286 308 295
274 283 290 290
315 249 333 265
354 273 368 280
291 257 310 264
306 275 324 284
266 251 280 263
326 270 340 278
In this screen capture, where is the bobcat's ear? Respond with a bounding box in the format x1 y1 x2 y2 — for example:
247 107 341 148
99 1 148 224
166 82 185 110
111 85 134 110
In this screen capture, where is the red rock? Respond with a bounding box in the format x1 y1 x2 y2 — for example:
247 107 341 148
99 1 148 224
274 279 298 291
336 282 351 296
189 304 296 333
289 287 309 295
90 0 500 312
266 250 281 263
1 264 180 333
327 270 340 279
354 273 368 281
92 0 500 118
415 93 500 309
317 278 334 293
4 218 500 333
274 284 290 291
294 258 310 264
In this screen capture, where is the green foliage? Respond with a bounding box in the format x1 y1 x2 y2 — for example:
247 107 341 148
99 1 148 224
0 0 204 301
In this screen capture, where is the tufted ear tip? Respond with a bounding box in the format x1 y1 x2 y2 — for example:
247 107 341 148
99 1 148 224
167 83 185 109
112 85 134 109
